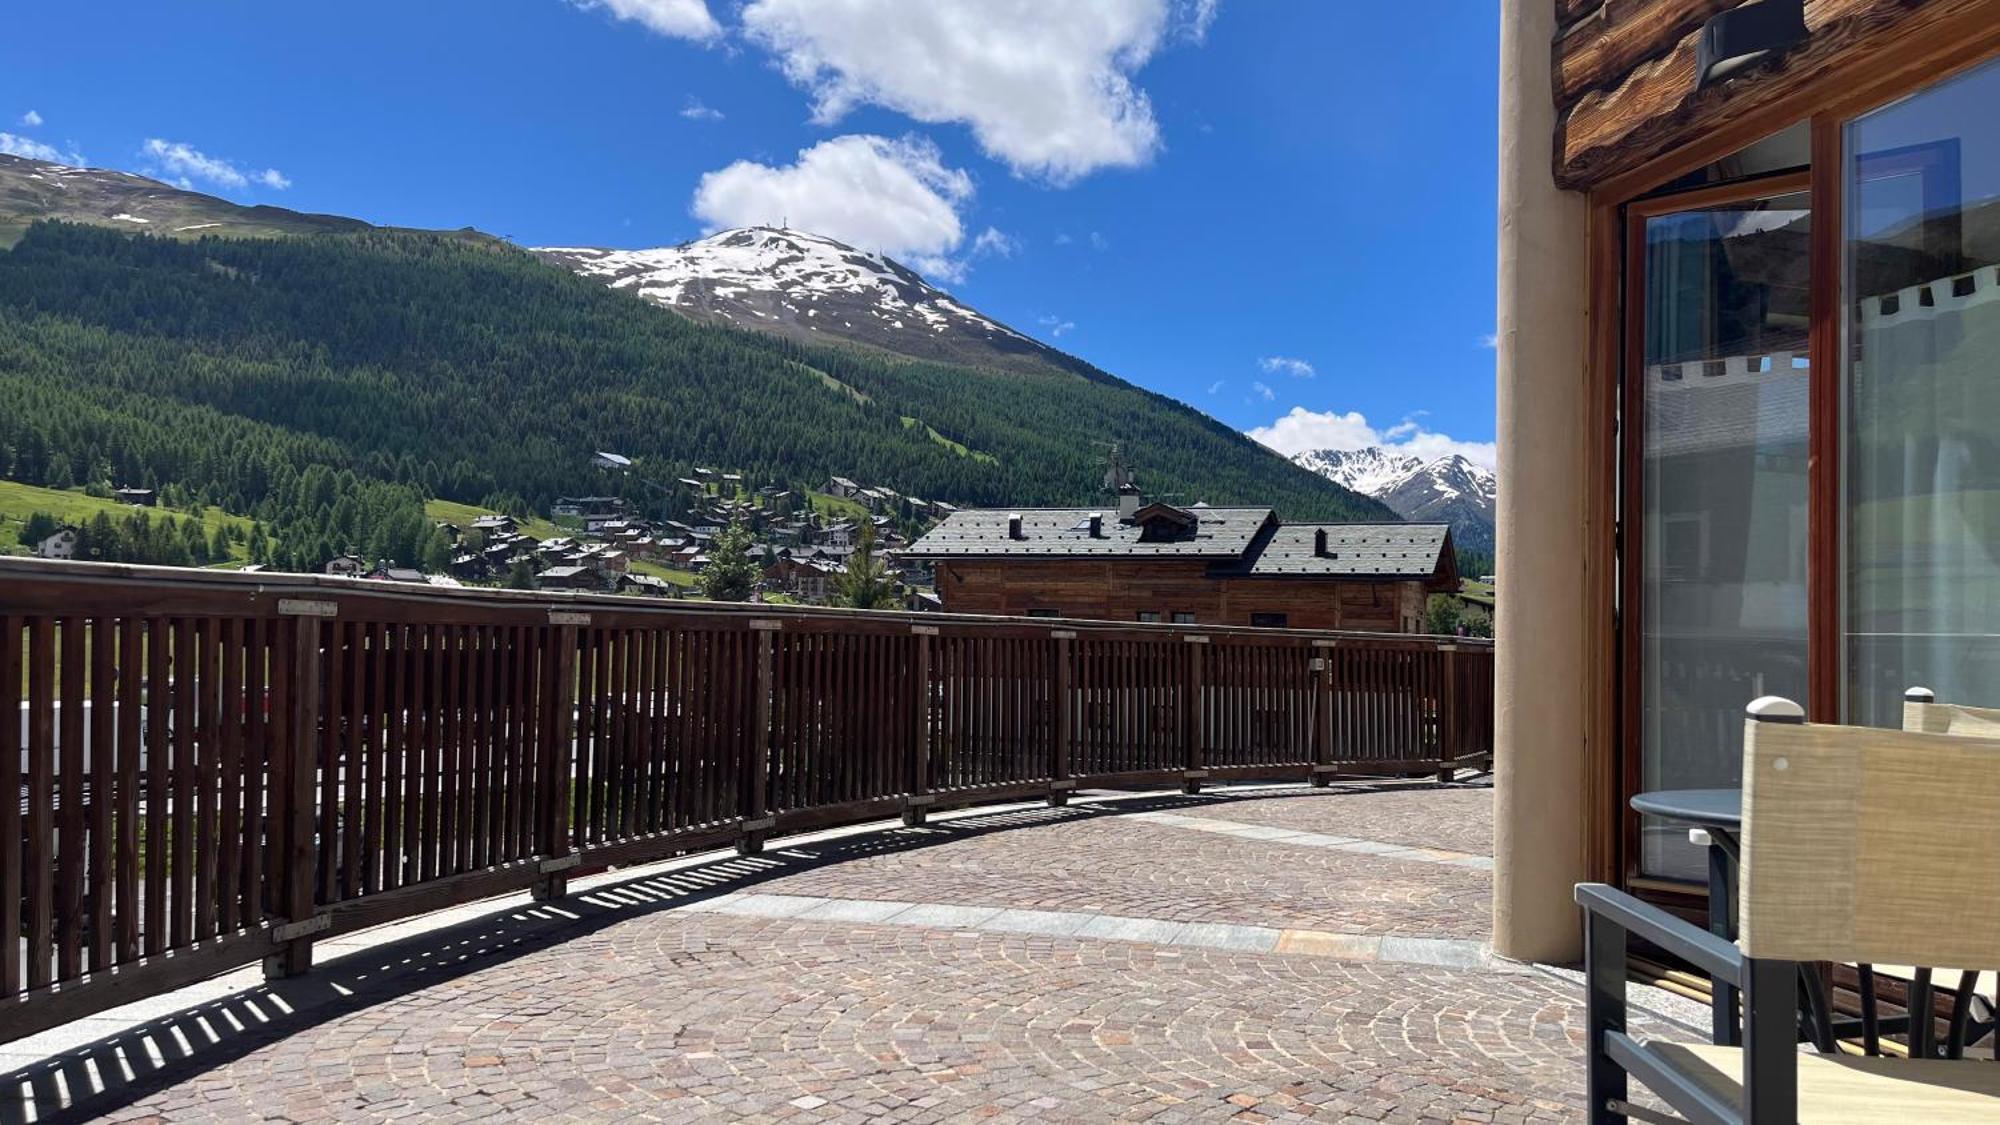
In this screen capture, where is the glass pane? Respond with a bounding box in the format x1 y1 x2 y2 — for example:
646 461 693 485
1640 192 1811 879
1845 58 2000 726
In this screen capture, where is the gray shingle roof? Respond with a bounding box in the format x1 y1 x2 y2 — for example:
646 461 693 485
1236 524 1451 578
905 507 1274 558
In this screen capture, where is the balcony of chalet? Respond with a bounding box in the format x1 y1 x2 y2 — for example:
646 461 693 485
2 557 1704 1124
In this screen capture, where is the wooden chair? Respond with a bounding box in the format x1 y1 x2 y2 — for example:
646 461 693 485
1577 696 2000 1123
1842 688 2000 1059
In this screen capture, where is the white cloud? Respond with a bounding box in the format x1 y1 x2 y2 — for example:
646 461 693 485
0 132 81 165
1247 407 1497 472
971 226 1018 258
1251 381 1275 401
1088 230 1110 250
1036 314 1075 338
1206 379 1225 394
1178 0 1221 42
740 0 1200 183
140 138 288 192
19 110 42 127
1259 355 1315 379
569 0 720 40
680 97 724 121
1053 231 1073 246
692 133 974 280
1477 332 1497 349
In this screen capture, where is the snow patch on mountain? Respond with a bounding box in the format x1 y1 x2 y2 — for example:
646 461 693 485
534 227 1075 374
1292 446 1497 552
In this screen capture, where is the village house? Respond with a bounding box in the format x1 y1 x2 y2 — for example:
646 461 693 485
324 555 366 578
470 513 516 536
822 476 861 500
903 491 1457 631
113 487 155 508
550 496 627 520
536 565 600 592
33 527 77 560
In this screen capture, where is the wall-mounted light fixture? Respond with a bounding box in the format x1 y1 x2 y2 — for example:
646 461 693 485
1697 0 1808 89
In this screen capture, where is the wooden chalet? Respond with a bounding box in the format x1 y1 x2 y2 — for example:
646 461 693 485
903 498 1457 631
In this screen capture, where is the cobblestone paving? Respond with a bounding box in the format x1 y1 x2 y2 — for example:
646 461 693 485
751 814 1492 940
1181 785 1495 858
52 784 1628 1124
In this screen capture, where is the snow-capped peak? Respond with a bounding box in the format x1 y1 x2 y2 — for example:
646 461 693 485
1291 446 1425 497
1292 446 1497 552
532 227 1064 372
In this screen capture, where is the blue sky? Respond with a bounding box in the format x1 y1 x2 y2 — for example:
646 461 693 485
0 1 1498 468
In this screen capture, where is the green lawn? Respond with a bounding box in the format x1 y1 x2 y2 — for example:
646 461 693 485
424 498 567 543
807 490 870 521
0 479 260 562
628 559 698 587
1457 580 1495 608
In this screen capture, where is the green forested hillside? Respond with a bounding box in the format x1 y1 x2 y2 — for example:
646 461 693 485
0 222 1386 569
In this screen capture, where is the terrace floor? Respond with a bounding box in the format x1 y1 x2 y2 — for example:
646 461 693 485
4 781 1704 1123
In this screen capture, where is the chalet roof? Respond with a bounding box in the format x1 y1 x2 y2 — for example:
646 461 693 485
904 507 1274 559
540 566 590 579
1234 524 1452 578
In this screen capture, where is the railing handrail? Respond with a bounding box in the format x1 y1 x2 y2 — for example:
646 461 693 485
0 557 1494 649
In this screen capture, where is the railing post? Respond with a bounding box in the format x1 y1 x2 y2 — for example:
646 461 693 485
1048 630 1074 807
739 620 778 854
535 615 583 900
1310 642 1334 787
905 625 936 826
267 600 332 979
1438 644 1461 784
1182 636 1207 795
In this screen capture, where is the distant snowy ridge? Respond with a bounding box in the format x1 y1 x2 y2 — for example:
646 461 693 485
1292 446 1496 552
534 227 1068 374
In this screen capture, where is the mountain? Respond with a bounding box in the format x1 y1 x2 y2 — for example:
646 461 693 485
534 227 1088 377
0 152 494 249
1293 447 1496 552
0 159 1393 569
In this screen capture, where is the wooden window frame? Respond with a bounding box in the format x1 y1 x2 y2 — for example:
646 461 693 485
1582 21 2000 891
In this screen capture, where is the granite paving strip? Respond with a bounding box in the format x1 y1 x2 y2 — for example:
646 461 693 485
1127 808 1496 870
684 891 1508 971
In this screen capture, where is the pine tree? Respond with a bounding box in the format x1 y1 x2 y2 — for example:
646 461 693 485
699 519 759 603
834 522 897 610
504 558 538 590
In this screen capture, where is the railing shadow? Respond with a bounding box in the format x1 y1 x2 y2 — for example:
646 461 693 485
3 777 1478 1123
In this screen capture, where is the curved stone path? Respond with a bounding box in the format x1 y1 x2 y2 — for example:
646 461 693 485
4 782 1698 1123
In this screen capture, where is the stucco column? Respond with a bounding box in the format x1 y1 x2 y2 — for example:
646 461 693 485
1494 0 1590 963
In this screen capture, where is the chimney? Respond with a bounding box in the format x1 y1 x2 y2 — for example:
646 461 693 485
1117 484 1141 522
1314 528 1328 556
1007 513 1024 540
1087 513 1103 538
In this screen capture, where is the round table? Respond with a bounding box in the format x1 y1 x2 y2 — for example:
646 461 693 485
1631 788 1743 1042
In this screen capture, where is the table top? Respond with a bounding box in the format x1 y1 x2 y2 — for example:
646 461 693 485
1630 787 1741 830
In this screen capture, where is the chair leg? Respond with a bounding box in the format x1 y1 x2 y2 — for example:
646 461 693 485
1859 965 1881 1056
1743 958 1799 1125
1912 968 1935 1059
1585 910 1629 1125
1798 964 1835 1052
1945 971 1978 1060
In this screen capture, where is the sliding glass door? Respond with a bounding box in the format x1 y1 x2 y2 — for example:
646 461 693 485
1844 58 2000 727
1634 189 1812 880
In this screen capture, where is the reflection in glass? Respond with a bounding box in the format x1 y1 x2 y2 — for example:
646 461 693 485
1640 193 1811 879
1845 58 2000 727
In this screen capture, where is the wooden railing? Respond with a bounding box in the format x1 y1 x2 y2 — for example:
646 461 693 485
1 559 1493 1043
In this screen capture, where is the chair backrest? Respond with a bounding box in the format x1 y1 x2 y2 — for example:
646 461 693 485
1739 695 2000 969
1903 686 2000 738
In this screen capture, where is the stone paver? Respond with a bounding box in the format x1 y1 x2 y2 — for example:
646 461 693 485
1183 783 1496 858
753 812 1493 939
5 782 1677 1123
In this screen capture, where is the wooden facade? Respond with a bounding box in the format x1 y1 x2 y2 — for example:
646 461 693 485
1536 0 2000 899
930 558 1433 632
